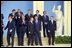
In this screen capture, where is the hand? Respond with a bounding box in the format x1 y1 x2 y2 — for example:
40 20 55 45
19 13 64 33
29 32 30 34
45 22 47 24
2 24 4 27
48 30 50 32
18 17 20 18
10 29 12 32
55 30 56 32
15 16 17 19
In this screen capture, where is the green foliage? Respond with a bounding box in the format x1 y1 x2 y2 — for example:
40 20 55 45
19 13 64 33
55 36 71 44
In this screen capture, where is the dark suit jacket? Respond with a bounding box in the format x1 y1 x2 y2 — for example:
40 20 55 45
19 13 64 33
9 13 15 16
25 14 33 22
5 20 15 34
42 15 49 27
49 20 56 32
28 22 35 35
34 20 41 32
9 13 16 21
34 14 42 21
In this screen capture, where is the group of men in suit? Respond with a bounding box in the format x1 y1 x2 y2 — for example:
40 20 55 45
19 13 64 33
42 11 56 45
1 9 56 47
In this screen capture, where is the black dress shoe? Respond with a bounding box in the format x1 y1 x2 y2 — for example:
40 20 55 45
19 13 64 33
40 44 42 46
18 44 20 46
1 44 4 46
21 44 24 46
44 36 46 37
52 44 54 45
1 45 4 47
11 45 13 47
6 45 10 47
31 44 34 46
36 44 38 46
49 44 51 45
28 44 30 46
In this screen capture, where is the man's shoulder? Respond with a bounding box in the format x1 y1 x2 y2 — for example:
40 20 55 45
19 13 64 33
54 20 56 22
39 14 41 16
49 20 51 22
46 15 49 17
25 14 28 16
9 13 12 16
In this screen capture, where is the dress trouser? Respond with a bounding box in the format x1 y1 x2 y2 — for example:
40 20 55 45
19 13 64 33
35 32 42 45
48 31 55 45
28 33 34 45
7 32 14 46
1 30 3 46
16 27 20 45
19 27 25 45
43 24 48 37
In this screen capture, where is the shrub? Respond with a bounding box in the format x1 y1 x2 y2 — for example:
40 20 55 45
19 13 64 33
55 36 71 44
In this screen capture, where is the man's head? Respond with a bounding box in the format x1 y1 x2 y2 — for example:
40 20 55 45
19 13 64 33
43 11 47 15
30 16 34 21
27 9 31 14
50 16 54 20
36 10 39 14
12 9 16 13
34 15 38 20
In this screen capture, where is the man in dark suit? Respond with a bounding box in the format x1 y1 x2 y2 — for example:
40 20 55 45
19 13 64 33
1 14 4 46
34 16 42 46
9 9 16 20
42 11 49 37
28 16 35 46
34 10 42 21
4 15 15 47
25 9 33 38
48 16 56 45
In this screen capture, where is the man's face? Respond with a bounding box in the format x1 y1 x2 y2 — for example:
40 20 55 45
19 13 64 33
28 10 31 14
12 11 16 14
31 18 34 21
35 16 38 20
50 17 53 20
36 11 39 14
9 17 12 21
43 11 46 15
